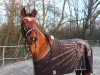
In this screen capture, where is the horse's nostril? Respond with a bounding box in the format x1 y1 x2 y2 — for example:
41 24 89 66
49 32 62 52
30 37 34 41
29 37 36 43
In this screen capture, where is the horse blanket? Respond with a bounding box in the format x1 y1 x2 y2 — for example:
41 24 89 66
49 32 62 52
34 39 93 75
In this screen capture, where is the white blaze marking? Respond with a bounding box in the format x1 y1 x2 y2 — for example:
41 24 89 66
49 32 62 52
23 17 35 21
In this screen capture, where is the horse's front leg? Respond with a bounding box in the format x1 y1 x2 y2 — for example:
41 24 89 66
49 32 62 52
82 70 91 75
75 70 81 75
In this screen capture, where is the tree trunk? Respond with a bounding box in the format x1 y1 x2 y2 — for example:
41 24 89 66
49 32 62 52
81 0 93 39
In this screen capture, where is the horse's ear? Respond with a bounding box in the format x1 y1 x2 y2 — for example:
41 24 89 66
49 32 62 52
31 9 37 18
21 7 26 17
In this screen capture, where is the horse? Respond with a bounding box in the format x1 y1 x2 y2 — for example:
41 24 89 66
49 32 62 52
20 7 93 75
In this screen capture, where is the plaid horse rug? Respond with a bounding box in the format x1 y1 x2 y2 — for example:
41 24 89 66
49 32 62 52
34 39 93 75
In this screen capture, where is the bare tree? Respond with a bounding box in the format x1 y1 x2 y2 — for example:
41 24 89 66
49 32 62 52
81 0 100 39
54 0 67 37
1 0 23 46
42 0 46 27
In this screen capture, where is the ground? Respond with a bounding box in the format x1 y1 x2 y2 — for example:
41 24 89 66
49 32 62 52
0 47 100 75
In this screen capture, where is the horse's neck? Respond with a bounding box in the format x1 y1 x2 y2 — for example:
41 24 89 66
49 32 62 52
35 29 50 60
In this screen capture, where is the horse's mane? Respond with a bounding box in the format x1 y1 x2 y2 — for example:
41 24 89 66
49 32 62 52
44 33 50 40
44 33 51 46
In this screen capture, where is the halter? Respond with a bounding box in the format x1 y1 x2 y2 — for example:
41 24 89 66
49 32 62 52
21 17 38 50
26 28 37 37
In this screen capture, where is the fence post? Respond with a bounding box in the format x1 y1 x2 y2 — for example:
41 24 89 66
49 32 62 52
2 47 5 66
97 40 99 46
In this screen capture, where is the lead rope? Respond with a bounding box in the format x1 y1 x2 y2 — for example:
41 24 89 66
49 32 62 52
32 42 37 75
24 39 29 60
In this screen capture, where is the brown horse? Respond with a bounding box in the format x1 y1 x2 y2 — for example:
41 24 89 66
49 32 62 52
20 7 93 75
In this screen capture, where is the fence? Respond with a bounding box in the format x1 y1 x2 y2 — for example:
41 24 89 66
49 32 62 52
0 40 100 66
0 45 31 66
87 40 100 46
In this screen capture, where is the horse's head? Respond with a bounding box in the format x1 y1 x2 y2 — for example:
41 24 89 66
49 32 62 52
21 7 38 44
20 8 53 59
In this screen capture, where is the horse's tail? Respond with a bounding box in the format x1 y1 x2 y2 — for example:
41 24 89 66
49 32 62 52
84 45 93 73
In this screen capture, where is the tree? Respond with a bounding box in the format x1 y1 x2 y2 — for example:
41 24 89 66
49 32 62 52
0 0 24 46
81 0 100 39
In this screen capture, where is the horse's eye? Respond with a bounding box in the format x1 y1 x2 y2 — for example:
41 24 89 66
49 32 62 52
23 19 28 23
